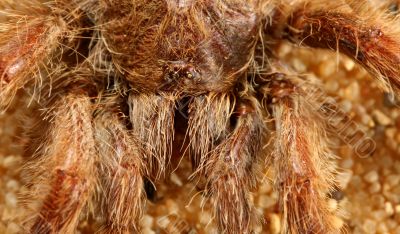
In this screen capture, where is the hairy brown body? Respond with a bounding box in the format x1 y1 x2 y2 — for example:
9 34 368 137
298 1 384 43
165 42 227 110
102 0 260 93
0 0 399 233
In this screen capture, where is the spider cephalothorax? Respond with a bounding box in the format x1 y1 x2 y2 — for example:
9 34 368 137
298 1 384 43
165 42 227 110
100 0 260 93
0 0 399 233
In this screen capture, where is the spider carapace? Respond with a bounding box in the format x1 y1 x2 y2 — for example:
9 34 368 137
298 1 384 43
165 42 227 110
102 0 260 93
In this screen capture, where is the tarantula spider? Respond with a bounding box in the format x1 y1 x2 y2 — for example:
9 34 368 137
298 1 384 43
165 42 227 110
1 0 399 233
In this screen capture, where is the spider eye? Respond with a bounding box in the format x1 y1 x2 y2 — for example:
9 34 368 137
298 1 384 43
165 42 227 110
163 61 200 84
185 67 200 81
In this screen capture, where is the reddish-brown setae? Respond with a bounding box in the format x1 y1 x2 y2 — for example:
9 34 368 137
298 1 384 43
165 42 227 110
0 0 399 233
